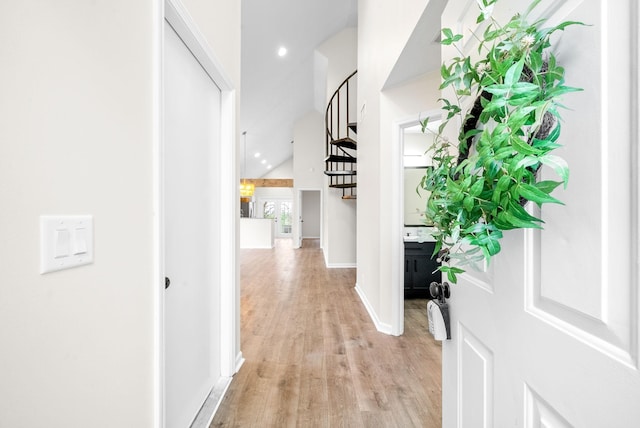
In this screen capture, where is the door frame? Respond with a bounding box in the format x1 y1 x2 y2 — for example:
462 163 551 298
155 0 239 426
296 188 323 249
390 110 441 336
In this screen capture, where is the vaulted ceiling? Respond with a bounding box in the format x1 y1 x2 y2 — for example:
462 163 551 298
240 0 357 178
240 0 444 178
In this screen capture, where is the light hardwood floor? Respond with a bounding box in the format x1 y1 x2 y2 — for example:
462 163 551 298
210 239 442 427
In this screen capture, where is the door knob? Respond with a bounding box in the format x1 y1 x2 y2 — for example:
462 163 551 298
165 277 171 289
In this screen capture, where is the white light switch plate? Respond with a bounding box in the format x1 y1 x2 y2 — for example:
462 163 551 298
40 215 93 274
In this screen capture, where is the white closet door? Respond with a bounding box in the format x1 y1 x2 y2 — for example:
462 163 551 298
163 20 222 428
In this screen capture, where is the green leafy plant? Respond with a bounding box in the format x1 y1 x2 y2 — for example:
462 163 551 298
420 0 585 283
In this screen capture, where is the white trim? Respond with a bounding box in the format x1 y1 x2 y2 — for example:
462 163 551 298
296 188 323 249
164 1 234 91
160 1 238 426
218 89 237 378
235 351 245 373
390 110 441 336
632 0 640 371
326 262 357 269
190 377 233 428
152 1 164 427
354 283 393 335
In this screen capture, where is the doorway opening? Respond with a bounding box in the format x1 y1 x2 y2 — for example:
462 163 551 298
391 111 441 336
298 189 322 249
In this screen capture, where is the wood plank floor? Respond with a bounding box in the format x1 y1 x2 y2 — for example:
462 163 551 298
210 239 441 427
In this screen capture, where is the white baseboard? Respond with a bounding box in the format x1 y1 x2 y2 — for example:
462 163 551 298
235 351 245 373
326 262 357 268
191 350 244 428
190 376 233 428
354 283 393 335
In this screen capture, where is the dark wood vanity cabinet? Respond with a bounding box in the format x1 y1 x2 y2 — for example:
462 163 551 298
404 241 440 298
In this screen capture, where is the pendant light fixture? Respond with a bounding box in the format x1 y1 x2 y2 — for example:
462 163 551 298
240 131 255 202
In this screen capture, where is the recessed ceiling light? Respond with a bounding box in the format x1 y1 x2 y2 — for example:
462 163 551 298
261 159 266 164
277 46 287 57
254 152 260 158
267 165 272 169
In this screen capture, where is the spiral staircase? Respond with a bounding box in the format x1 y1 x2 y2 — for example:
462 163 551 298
324 70 357 199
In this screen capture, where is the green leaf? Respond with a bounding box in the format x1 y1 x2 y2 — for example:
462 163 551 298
499 210 543 229
485 237 501 256
546 121 561 142
496 174 511 191
441 28 463 45
518 183 564 205
504 58 525 87
463 195 475 212
535 180 562 194
420 117 429 133
529 50 543 73
440 265 465 284
531 138 561 151
469 179 484 197
552 20 587 32
507 106 537 129
508 200 544 224
484 83 511 97
539 154 570 187
545 84 583 99
510 135 543 156
510 82 539 95
475 0 495 23
463 222 488 235
515 156 540 170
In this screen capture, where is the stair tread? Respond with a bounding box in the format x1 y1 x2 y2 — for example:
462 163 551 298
342 195 357 200
324 170 357 176
330 137 357 150
348 122 357 133
325 154 357 163
329 183 358 189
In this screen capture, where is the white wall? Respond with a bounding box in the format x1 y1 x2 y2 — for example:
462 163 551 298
292 110 324 247
316 27 358 267
293 111 324 189
357 0 440 329
261 156 293 178
378 72 441 323
253 157 294 210
0 1 240 426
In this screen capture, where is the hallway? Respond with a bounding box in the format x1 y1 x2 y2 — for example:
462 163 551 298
211 239 441 427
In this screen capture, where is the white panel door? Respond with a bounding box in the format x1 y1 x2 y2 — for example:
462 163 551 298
441 1 640 426
164 20 222 428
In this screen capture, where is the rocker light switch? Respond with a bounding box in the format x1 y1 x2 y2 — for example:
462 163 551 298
41 215 93 274
73 228 88 255
54 229 71 258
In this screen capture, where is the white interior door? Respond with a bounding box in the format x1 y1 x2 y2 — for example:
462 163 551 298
164 20 222 428
441 1 640 426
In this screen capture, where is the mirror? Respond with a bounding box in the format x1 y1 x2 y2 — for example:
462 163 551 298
404 167 428 226
403 121 439 226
